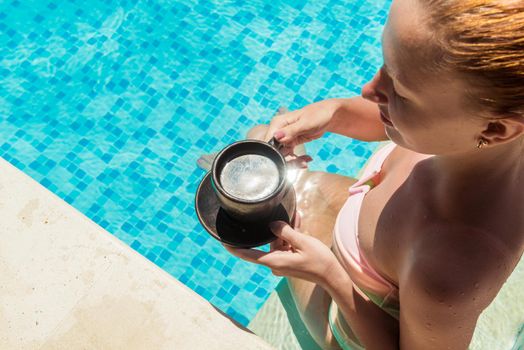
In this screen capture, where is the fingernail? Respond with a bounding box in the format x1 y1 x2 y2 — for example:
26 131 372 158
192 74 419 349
274 130 285 140
268 221 282 231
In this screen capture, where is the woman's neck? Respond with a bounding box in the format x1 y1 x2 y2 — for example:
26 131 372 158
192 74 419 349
430 137 524 186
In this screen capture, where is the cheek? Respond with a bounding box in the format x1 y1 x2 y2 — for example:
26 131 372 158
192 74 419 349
390 100 431 129
388 99 413 128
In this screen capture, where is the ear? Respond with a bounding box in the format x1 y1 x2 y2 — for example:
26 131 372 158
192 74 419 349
480 115 524 145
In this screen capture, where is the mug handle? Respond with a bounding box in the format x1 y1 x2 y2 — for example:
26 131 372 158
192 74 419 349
268 136 284 152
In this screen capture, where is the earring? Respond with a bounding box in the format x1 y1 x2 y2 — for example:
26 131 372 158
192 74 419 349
477 138 489 149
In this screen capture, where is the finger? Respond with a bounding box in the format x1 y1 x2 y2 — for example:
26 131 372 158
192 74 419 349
227 245 295 269
269 221 303 248
286 155 313 169
224 245 270 264
268 112 305 143
284 151 308 160
280 144 297 157
277 119 306 144
293 154 313 162
271 238 290 252
293 211 301 229
286 158 308 169
273 130 285 140
265 111 299 142
272 269 285 277
270 238 284 251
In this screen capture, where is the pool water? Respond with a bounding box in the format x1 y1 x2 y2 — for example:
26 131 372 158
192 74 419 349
0 0 389 325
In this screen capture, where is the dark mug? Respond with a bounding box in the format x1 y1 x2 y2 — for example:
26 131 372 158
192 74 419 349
211 138 290 222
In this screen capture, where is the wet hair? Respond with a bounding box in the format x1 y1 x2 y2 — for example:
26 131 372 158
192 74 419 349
422 0 524 116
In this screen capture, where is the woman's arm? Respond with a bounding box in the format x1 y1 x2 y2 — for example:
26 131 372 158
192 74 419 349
321 263 400 350
263 97 388 151
226 222 503 349
227 222 400 349
327 97 389 142
398 226 509 349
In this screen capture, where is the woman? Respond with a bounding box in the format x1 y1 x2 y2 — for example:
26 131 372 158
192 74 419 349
226 0 524 348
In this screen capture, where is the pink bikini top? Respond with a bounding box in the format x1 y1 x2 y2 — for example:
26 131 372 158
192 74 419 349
333 142 400 318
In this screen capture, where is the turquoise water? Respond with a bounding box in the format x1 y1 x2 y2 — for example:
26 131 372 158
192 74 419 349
0 0 389 325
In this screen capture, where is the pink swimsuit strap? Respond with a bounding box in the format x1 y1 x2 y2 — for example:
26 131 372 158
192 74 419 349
334 142 399 307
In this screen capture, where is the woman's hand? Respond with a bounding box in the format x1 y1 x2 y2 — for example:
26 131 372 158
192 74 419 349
263 100 341 156
225 221 341 286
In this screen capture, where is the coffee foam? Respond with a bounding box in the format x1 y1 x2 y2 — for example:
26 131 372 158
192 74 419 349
220 154 280 200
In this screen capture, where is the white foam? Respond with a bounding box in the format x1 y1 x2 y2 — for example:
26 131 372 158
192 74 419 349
220 154 280 200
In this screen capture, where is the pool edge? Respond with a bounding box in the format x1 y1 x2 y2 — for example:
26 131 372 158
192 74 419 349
0 157 273 350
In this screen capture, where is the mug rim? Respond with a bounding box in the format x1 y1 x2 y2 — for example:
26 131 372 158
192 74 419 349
211 139 287 204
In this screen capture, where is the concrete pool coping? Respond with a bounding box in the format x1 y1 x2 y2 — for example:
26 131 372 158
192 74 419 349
0 158 273 350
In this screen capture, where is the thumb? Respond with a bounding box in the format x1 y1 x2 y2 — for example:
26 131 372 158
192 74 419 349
269 221 303 248
276 120 304 144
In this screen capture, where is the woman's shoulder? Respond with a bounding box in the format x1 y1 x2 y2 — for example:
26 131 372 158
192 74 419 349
403 151 524 264
387 148 523 292
402 220 523 306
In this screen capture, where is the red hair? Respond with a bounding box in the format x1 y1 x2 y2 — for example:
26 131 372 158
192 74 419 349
422 0 524 115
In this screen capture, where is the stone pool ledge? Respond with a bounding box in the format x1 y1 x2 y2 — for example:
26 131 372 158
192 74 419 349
0 158 272 350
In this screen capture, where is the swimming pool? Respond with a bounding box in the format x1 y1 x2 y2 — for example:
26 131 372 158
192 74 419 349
0 0 389 325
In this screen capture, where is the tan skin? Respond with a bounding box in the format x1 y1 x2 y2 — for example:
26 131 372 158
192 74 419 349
227 0 524 348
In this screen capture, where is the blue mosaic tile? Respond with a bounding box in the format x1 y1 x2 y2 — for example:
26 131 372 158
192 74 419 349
0 0 390 326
